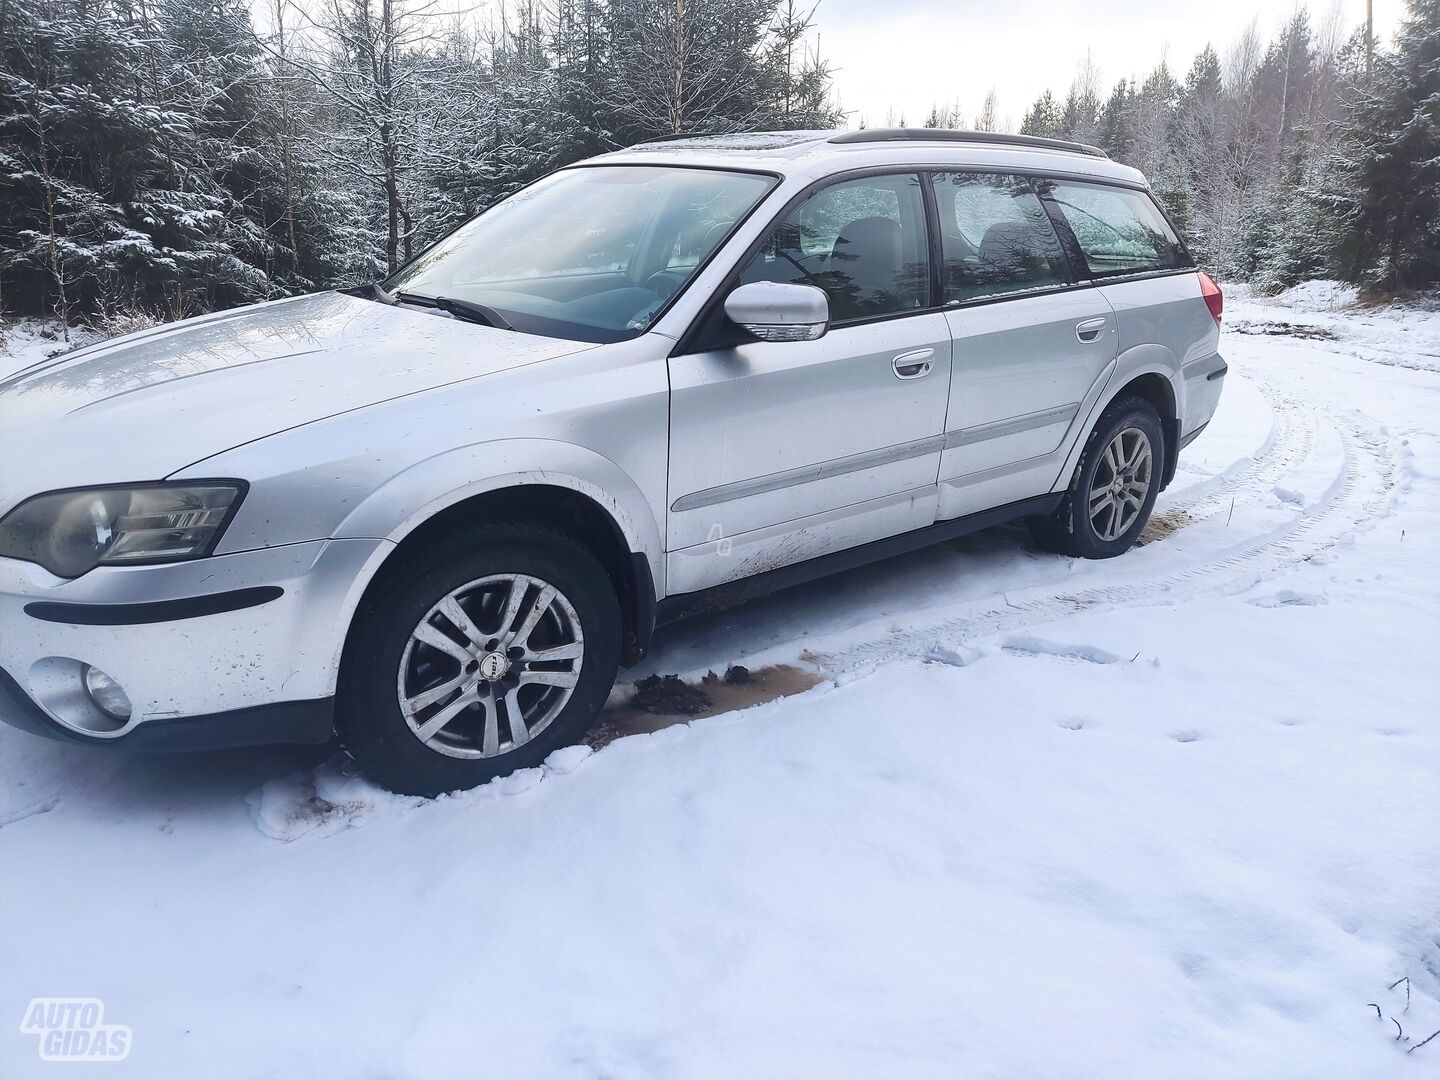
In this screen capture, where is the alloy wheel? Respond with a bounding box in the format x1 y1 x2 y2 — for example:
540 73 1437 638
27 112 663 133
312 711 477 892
1088 426 1153 542
396 574 585 759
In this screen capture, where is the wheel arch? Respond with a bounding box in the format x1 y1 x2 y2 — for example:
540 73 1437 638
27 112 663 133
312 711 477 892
1059 347 1182 493
334 441 663 671
1108 370 1179 487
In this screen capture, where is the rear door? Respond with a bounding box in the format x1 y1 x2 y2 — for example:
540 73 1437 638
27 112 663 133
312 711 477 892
666 172 951 595
1041 179 1215 439
933 172 1118 519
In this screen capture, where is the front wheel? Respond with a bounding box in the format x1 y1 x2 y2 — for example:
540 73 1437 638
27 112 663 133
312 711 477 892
337 522 622 796
1029 397 1164 559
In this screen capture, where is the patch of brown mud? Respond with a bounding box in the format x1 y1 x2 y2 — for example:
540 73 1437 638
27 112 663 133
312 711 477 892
587 664 825 749
630 673 712 715
1138 508 1194 545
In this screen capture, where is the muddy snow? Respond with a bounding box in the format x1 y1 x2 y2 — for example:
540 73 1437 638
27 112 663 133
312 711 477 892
2 287 1438 1078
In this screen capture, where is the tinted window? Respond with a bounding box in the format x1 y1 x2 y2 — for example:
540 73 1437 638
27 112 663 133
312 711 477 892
932 173 1070 303
740 173 930 322
1045 180 1190 275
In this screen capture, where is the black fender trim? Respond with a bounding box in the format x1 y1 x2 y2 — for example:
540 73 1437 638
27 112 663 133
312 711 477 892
24 586 284 626
622 551 657 668
1160 417 1181 491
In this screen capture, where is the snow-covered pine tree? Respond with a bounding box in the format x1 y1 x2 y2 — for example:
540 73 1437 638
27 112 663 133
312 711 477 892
1095 80 1134 161
1336 0 1440 292
1059 53 1101 145
603 0 775 140
256 0 378 290
1 0 164 323
0 0 368 322
922 101 964 130
279 0 457 274
973 89 999 133
551 0 614 157
760 0 841 130
1172 47 1222 266
2 0 842 319
1019 90 1062 139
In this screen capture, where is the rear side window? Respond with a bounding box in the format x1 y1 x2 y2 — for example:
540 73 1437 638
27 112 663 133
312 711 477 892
931 173 1071 303
1044 180 1190 276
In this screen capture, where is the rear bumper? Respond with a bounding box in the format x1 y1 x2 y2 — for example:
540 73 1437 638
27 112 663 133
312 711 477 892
0 537 388 749
1181 351 1226 442
1179 421 1210 450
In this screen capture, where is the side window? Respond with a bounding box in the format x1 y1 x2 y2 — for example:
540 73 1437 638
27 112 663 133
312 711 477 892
740 173 930 323
932 172 1070 303
1045 180 1190 276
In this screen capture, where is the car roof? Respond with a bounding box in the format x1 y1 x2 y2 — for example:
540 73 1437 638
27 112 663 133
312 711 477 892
582 129 1149 189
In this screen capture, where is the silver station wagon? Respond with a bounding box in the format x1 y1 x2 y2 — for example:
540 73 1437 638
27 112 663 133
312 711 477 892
0 129 1226 794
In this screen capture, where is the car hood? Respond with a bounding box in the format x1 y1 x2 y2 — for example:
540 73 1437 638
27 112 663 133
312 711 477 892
0 291 597 513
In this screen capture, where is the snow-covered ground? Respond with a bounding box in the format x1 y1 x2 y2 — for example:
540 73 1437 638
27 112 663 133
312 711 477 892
2 287 1438 1077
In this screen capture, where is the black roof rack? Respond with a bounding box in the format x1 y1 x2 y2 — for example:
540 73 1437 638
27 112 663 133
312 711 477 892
632 130 833 148
636 132 724 143
829 128 1109 159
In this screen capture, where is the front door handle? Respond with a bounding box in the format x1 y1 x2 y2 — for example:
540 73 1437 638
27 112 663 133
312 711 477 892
1075 317 1108 343
892 348 935 379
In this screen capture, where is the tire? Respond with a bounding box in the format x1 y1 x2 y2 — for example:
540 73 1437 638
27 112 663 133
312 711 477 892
337 522 622 796
1028 396 1165 559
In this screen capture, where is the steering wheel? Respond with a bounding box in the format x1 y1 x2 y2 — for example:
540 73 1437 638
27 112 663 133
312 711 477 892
644 270 686 300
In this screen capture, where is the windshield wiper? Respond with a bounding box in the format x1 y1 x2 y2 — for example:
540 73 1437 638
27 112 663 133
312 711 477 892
342 281 392 303
395 291 514 331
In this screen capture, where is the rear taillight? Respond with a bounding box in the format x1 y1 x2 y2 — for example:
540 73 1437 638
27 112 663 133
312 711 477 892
1200 271 1223 325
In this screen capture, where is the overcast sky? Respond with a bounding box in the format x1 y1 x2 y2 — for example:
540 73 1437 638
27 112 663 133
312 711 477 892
817 0 1406 130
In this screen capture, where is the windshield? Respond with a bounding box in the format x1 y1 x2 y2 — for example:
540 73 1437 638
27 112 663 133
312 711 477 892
384 165 777 343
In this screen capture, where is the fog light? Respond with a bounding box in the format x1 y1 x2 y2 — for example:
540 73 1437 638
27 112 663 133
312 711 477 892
82 665 132 722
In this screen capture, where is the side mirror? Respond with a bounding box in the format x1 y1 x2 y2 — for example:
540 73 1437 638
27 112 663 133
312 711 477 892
723 281 829 342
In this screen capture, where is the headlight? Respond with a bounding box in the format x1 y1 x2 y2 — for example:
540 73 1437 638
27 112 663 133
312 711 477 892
0 482 246 578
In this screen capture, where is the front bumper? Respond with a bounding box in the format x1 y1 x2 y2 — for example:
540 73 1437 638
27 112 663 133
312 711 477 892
0 666 335 750
0 537 389 749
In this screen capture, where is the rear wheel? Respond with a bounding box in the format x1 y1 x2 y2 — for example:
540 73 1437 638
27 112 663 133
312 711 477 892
1029 397 1164 559
337 523 621 796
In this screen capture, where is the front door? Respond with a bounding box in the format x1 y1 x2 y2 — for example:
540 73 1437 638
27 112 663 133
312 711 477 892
928 171 1118 519
666 172 951 595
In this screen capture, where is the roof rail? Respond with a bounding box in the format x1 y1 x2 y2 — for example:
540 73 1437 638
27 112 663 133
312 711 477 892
630 130 834 149
829 128 1109 159
635 132 725 144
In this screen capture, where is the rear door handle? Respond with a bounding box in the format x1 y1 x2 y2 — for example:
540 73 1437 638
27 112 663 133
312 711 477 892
1075 317 1108 343
892 348 935 379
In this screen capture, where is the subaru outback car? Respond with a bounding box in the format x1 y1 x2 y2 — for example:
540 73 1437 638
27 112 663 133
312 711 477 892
0 129 1226 794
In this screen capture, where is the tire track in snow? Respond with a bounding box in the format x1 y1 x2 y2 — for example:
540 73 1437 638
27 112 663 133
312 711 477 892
1157 376 1316 522
813 381 1399 681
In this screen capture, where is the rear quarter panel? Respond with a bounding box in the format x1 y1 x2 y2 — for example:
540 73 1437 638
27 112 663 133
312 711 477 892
1045 271 1222 491
1098 271 1220 434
